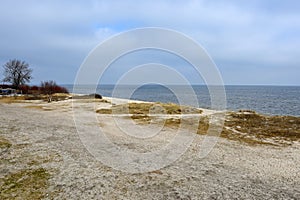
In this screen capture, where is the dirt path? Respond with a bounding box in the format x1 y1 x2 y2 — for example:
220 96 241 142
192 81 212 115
0 100 300 199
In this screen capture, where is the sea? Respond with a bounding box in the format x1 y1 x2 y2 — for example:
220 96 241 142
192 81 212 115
64 84 300 117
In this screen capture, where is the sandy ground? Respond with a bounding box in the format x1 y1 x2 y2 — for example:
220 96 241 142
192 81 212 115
0 98 300 199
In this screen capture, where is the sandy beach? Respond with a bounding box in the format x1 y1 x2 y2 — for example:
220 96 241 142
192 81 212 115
0 97 300 199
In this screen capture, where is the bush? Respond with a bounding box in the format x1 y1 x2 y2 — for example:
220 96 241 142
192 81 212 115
40 81 68 94
19 85 30 94
9 81 68 97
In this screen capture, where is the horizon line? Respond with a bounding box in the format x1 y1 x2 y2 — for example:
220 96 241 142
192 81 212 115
56 83 300 87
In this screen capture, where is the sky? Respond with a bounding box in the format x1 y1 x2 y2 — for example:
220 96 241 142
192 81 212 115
0 0 299 85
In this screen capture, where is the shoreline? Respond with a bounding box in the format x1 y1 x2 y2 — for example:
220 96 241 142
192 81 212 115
66 84 300 117
1 94 299 146
1 92 299 117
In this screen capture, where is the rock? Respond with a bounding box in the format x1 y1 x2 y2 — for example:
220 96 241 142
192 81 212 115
72 93 102 99
88 93 102 99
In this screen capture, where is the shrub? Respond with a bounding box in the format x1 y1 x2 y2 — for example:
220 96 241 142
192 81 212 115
40 81 68 94
19 85 30 94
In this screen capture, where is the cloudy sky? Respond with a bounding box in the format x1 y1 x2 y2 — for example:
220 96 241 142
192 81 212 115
0 0 299 85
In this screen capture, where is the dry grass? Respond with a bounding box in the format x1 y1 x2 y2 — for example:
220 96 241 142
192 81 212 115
27 153 62 166
163 110 300 146
0 136 12 149
0 93 71 103
24 105 44 110
221 111 300 145
127 102 202 115
197 117 210 134
0 134 57 199
0 96 26 103
96 108 112 114
96 102 203 125
164 118 181 128
130 115 153 124
99 102 300 146
0 168 50 199
96 102 202 115
51 93 71 101
24 105 54 111
163 117 210 133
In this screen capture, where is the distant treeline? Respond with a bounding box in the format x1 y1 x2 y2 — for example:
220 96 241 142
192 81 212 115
0 82 68 95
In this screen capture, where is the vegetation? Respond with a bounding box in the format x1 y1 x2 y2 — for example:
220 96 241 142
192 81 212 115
0 168 50 199
0 133 56 199
0 96 26 103
97 102 300 146
40 80 68 102
164 118 181 128
96 102 203 126
96 102 202 115
1 59 68 102
2 59 32 89
0 80 69 103
220 111 300 146
40 80 68 95
0 136 12 149
0 93 70 103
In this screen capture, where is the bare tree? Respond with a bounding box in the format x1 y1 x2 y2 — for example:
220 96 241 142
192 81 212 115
2 59 32 89
40 80 56 102
40 80 68 102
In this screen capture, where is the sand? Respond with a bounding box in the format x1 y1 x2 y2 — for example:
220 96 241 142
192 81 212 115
0 98 300 199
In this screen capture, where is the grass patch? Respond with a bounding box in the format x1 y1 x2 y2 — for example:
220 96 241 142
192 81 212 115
97 102 300 146
0 136 12 149
24 105 53 111
96 108 112 114
25 93 70 102
221 111 300 145
0 93 70 103
24 105 44 110
162 116 209 132
126 102 202 115
0 168 50 200
0 96 26 103
156 111 300 146
197 116 210 134
164 118 181 128
130 114 152 124
27 154 62 166
96 102 202 115
96 102 202 125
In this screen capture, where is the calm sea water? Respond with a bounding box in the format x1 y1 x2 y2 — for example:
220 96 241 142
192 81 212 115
66 84 300 117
